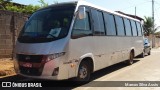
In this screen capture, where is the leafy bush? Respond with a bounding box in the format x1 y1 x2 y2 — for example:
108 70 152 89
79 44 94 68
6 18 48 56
22 5 41 14
0 0 48 14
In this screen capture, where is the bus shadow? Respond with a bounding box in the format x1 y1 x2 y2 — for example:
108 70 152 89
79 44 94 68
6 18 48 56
38 59 140 89
58 59 140 89
89 59 140 81
0 60 140 90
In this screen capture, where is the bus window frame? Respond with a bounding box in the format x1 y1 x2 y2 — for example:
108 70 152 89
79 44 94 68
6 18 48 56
71 6 93 39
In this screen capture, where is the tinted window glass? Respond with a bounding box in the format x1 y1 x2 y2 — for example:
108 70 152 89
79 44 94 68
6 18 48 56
72 12 92 38
115 16 125 36
104 13 116 35
18 5 75 43
124 18 132 36
131 20 137 36
136 22 142 36
91 9 105 35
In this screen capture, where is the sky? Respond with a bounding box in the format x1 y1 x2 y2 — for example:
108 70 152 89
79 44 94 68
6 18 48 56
12 0 160 28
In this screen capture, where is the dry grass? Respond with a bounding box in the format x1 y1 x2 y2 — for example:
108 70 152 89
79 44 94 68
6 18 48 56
0 58 16 78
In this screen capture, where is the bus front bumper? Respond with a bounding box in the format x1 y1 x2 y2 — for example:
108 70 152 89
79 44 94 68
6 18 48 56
14 59 70 80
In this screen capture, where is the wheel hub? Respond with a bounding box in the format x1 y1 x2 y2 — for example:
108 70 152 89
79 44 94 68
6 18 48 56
79 66 88 79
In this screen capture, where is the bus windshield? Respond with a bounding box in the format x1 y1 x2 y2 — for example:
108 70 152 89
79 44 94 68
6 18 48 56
18 5 75 43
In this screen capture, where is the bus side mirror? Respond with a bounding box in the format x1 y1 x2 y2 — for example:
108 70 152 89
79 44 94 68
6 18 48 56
25 16 30 21
28 16 30 19
78 7 86 19
144 43 148 45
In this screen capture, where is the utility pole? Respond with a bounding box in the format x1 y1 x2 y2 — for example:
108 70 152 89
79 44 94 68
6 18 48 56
152 0 155 48
135 7 137 17
152 0 154 25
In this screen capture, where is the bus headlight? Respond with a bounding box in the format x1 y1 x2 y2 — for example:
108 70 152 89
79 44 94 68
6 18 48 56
43 52 65 62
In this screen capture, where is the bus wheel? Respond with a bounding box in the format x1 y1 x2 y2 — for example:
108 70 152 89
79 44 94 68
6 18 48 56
76 61 90 81
139 51 144 58
127 52 134 65
148 51 151 55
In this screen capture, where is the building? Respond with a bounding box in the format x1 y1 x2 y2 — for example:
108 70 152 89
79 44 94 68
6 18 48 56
116 11 144 21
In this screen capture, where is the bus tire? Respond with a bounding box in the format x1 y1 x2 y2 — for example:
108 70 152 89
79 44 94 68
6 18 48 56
139 52 144 58
148 51 151 55
76 61 90 82
127 52 134 65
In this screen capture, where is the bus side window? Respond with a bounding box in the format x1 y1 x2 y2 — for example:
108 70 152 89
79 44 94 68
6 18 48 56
115 16 125 36
124 18 132 36
103 13 117 36
141 25 144 36
91 9 105 36
136 22 142 36
131 20 138 36
72 11 92 39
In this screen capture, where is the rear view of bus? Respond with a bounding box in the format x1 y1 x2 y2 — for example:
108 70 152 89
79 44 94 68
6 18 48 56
14 1 144 81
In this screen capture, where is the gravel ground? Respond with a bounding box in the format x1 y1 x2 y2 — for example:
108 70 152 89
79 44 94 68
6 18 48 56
0 58 16 78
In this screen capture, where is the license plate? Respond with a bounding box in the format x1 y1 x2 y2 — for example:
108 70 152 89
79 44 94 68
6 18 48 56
22 63 32 68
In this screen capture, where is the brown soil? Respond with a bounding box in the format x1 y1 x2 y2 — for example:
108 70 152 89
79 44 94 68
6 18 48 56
0 58 16 78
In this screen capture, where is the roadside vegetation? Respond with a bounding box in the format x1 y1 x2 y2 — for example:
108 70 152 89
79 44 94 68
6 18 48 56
143 16 160 36
0 0 49 14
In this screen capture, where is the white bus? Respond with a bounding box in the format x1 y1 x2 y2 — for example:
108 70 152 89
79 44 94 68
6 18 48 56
14 1 144 81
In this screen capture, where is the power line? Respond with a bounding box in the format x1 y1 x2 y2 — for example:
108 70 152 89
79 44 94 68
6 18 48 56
154 1 160 5
152 0 155 29
120 1 151 11
152 0 154 24
152 1 160 19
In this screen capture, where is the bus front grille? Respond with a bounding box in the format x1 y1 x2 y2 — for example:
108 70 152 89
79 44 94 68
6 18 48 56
19 66 42 76
17 54 43 63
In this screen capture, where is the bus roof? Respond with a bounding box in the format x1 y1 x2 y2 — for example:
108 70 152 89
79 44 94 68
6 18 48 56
76 0 141 22
40 0 141 22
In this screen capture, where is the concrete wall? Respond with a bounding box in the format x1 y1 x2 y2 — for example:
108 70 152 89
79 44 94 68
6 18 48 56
0 10 28 58
145 35 160 48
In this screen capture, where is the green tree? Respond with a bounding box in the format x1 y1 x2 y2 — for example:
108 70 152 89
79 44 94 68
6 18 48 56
0 0 12 4
0 0 12 9
38 0 48 7
143 16 160 36
0 0 49 14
